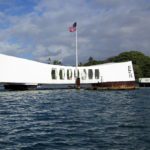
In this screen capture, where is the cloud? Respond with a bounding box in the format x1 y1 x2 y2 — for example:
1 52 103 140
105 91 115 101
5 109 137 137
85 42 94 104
0 0 149 65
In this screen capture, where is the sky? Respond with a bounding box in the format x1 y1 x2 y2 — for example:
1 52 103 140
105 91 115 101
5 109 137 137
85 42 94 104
0 0 150 65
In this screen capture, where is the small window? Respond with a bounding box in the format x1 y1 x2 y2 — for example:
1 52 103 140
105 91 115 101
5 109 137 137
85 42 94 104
82 69 87 80
95 69 99 79
74 69 80 78
67 69 72 80
59 69 65 80
74 70 76 78
78 70 80 78
88 69 93 79
51 69 57 79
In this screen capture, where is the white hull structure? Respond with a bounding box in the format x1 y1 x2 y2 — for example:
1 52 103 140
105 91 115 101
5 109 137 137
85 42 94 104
139 78 150 87
0 54 135 90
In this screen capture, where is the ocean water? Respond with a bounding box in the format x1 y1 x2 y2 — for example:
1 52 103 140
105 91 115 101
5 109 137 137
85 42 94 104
0 88 150 150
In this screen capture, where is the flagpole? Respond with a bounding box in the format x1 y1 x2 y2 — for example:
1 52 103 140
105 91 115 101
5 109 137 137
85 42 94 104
75 28 78 76
69 22 80 89
75 26 80 89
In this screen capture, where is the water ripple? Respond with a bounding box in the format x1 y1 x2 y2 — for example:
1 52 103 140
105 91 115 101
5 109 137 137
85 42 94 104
0 89 150 149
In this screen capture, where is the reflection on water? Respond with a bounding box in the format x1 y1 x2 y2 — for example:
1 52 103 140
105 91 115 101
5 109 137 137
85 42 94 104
0 88 150 149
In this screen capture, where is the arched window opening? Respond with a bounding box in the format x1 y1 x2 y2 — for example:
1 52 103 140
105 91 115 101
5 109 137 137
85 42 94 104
82 69 87 80
59 69 65 80
95 69 99 79
67 69 72 80
51 68 57 80
74 69 80 78
88 69 93 79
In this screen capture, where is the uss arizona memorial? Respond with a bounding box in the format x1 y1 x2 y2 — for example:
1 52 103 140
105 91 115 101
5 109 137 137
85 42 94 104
0 54 135 90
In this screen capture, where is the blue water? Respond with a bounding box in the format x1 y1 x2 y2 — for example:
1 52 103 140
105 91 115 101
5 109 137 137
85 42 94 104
0 88 150 150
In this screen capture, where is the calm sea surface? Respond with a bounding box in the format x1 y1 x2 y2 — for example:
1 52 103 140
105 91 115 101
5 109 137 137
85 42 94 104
0 88 150 150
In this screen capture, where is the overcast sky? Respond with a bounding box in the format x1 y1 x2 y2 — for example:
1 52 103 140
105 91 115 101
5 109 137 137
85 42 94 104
0 0 150 65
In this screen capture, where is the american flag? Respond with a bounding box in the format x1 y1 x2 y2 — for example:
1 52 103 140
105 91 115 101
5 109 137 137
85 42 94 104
69 22 77 32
